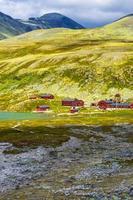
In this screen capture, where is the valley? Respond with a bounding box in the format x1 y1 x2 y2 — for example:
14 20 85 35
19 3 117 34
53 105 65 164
0 12 132 200
0 15 133 112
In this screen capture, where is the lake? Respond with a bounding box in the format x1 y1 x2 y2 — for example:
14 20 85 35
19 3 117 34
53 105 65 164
0 112 53 121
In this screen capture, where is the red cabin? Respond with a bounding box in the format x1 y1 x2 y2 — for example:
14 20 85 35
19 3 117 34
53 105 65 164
62 98 84 107
36 105 50 112
40 94 54 100
98 100 133 110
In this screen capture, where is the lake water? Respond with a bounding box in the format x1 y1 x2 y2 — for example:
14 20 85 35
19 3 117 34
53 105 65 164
0 112 53 121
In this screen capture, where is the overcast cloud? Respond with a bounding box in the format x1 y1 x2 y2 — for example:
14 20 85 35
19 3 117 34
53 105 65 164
0 0 132 27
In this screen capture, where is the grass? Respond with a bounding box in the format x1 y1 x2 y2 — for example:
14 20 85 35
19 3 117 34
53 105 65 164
0 16 132 111
0 110 133 151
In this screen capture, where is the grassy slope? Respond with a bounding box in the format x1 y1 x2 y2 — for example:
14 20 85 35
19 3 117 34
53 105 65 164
0 16 133 111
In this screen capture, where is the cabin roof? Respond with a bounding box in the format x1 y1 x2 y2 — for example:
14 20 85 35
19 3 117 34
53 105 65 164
105 100 113 104
111 103 129 106
38 105 50 108
40 93 53 96
62 98 79 101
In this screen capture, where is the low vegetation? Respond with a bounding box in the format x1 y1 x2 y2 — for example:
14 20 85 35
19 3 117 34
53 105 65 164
0 16 132 111
0 110 132 151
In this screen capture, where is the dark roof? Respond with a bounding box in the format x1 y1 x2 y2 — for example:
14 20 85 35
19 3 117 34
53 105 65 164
63 98 79 101
63 99 74 101
40 94 53 97
38 105 50 109
105 100 113 104
111 103 129 106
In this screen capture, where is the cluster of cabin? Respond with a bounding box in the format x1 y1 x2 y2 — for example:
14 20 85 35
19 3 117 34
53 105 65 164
92 94 133 110
30 94 84 113
30 93 133 113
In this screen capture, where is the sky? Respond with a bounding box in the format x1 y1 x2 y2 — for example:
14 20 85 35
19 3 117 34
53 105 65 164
0 0 132 27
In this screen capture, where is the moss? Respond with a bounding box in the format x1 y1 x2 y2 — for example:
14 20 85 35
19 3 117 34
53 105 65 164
3 148 25 155
0 125 70 148
0 110 133 148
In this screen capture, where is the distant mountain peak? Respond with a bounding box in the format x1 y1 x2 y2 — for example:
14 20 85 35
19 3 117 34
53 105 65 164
40 12 63 18
39 12 84 29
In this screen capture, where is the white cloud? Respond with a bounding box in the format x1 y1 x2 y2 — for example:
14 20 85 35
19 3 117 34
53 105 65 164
0 0 132 27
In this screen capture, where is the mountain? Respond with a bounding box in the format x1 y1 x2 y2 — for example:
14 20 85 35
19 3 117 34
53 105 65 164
0 14 132 111
98 14 133 40
39 13 84 29
0 11 84 39
0 11 132 41
105 14 133 30
19 13 84 29
0 12 35 39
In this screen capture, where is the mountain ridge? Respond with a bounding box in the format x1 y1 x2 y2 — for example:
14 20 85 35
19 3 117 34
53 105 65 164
0 11 133 40
116 13 133 21
0 11 32 39
39 12 84 29
18 12 84 30
0 11 85 39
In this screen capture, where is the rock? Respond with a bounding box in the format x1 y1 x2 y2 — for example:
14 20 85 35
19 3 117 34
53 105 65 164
129 187 133 196
15 185 20 190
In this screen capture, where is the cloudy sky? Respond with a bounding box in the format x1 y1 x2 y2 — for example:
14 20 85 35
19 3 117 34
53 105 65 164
0 0 132 27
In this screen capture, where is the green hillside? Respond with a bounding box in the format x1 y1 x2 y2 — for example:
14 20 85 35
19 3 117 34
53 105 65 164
102 15 133 39
0 15 133 111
